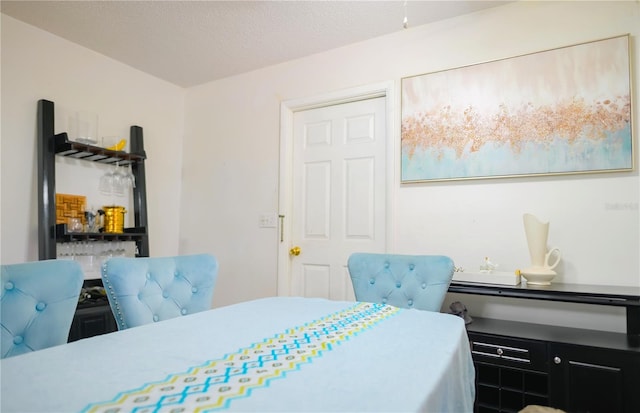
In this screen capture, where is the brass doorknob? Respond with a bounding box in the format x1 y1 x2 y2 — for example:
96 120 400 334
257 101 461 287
289 246 301 256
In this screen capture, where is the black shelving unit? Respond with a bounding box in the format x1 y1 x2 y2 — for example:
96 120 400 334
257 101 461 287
449 281 640 412
37 99 149 259
37 98 150 340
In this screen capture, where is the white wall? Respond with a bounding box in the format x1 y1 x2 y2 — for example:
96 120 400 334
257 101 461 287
182 1 640 332
1 14 185 263
2 2 638 334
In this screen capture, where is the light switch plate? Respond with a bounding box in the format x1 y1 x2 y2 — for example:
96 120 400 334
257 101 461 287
259 213 277 228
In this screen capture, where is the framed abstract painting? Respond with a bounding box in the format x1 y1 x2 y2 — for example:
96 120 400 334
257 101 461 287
401 34 633 183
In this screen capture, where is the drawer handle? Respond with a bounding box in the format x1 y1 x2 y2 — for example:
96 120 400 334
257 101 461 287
502 355 531 363
496 348 503 356
554 356 562 364
472 351 500 359
472 341 529 353
471 351 531 364
568 360 620 372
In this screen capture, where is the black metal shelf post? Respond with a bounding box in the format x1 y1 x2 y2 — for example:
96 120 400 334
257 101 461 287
37 100 57 260
130 126 149 257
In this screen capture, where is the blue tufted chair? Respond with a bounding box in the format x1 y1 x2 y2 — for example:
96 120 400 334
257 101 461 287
101 254 219 330
1 260 84 359
347 253 454 312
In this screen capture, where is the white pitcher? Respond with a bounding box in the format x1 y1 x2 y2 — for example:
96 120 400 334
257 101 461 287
522 213 561 285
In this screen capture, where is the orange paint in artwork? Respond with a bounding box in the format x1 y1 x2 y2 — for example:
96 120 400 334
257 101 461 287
401 95 630 160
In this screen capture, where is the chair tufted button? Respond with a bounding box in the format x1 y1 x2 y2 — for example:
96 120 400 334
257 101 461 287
35 302 47 311
396 282 401 288
153 315 159 322
13 336 23 345
384 261 390 268
4 281 14 290
382 298 387 304
422 283 427 289
408 299 414 306
146 272 152 280
191 287 198 293
174 271 180 277
162 291 169 299
181 308 187 315
369 279 375 285
409 264 415 270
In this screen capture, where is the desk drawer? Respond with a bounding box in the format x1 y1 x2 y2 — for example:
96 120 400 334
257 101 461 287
469 333 548 372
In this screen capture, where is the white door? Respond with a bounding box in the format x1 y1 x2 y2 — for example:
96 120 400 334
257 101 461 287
287 96 387 301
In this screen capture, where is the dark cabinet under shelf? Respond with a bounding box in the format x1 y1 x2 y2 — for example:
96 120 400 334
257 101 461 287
450 282 640 412
549 342 640 413
470 330 550 412
475 362 549 413
68 302 117 342
466 318 640 413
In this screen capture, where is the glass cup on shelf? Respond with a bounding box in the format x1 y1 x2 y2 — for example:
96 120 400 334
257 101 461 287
100 242 114 267
115 165 136 190
68 217 83 233
57 243 73 260
75 241 94 274
116 241 127 257
68 111 98 145
111 166 125 196
85 242 96 273
99 169 115 195
101 136 126 151
99 162 133 196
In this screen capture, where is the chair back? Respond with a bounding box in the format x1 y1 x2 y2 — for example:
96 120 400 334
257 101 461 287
101 254 218 330
347 253 454 312
1 260 83 359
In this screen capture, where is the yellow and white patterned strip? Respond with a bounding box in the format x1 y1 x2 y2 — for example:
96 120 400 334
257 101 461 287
82 302 400 413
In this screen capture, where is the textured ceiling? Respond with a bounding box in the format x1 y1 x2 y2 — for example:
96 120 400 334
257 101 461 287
2 1 510 88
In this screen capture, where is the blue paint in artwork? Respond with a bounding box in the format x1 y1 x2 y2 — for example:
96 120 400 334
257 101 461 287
401 124 632 181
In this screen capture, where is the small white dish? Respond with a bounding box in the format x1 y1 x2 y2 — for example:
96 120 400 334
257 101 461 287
520 267 557 286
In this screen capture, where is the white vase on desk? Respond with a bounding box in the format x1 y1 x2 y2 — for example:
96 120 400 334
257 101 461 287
521 213 561 285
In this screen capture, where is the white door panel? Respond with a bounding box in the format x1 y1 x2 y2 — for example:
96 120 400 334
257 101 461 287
345 157 375 239
301 264 330 298
290 97 386 301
